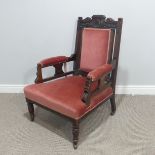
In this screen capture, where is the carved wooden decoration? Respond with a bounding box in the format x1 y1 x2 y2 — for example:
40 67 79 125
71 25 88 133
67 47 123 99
82 77 92 105
78 15 117 29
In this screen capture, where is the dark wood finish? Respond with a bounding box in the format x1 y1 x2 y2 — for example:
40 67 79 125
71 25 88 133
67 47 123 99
82 77 92 105
25 15 123 149
78 15 117 29
110 95 116 115
35 55 75 84
73 17 83 71
111 18 123 93
82 73 112 106
40 71 75 83
35 64 43 83
72 120 79 149
26 100 34 121
53 63 64 76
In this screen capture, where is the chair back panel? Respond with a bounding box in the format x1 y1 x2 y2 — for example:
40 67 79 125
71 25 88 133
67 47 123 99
80 28 111 71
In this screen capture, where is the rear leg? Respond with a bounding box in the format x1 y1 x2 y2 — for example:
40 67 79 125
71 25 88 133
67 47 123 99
26 100 35 121
110 95 116 115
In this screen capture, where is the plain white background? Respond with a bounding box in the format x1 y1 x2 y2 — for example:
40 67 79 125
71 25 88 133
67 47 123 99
0 0 155 87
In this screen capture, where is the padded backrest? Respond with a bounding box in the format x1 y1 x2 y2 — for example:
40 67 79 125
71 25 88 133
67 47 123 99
80 28 111 71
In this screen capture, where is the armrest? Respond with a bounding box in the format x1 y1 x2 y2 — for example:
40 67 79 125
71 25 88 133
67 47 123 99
35 54 76 83
39 56 69 68
82 64 112 105
87 64 112 81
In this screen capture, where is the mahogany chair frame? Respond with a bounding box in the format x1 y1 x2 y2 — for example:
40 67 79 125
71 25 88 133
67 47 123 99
26 15 123 149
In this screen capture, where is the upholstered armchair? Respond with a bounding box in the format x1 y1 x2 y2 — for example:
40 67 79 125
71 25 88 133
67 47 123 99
24 15 123 149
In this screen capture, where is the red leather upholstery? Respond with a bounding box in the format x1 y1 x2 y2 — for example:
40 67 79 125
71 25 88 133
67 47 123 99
80 28 111 71
24 76 113 119
39 56 69 68
88 64 112 81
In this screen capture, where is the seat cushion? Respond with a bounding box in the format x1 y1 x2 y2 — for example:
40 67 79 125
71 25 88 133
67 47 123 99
24 76 113 119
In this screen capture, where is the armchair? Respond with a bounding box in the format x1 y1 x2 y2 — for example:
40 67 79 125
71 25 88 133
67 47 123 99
24 15 123 149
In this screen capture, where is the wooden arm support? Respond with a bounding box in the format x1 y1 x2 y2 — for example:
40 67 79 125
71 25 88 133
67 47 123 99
35 54 76 83
82 77 92 105
82 64 113 105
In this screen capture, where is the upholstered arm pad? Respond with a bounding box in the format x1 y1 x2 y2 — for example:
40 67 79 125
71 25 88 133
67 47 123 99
87 64 112 81
39 56 69 68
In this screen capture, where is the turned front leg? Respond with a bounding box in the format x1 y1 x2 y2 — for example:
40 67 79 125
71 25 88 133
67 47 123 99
72 120 79 149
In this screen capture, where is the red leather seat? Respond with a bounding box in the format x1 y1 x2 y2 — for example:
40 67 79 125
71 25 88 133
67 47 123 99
24 76 113 119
